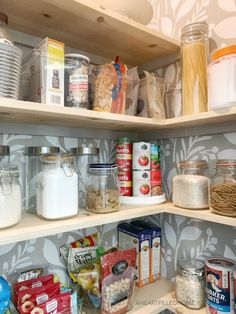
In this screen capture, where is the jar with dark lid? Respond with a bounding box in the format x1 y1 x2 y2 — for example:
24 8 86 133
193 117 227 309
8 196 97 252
172 160 209 209
176 259 205 309
86 163 119 213
0 145 10 164
25 146 60 213
0 12 13 45
210 160 236 216
70 146 99 208
181 22 209 115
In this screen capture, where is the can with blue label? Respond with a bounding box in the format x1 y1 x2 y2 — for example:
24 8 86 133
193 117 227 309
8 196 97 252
205 257 235 314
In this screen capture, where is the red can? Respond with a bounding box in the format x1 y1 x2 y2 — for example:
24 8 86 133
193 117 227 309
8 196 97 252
118 168 132 196
151 169 162 196
116 137 132 169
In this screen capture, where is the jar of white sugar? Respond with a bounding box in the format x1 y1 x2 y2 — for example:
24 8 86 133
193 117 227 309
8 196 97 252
172 160 209 209
176 259 205 309
36 153 78 220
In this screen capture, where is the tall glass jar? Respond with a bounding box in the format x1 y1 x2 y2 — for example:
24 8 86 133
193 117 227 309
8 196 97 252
70 146 99 208
181 22 209 115
0 145 10 165
210 160 236 217
86 164 120 213
172 160 209 209
25 147 60 213
36 153 78 220
0 165 21 229
176 259 205 309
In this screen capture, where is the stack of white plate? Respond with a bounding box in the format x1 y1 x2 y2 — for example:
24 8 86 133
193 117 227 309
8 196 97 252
0 42 22 99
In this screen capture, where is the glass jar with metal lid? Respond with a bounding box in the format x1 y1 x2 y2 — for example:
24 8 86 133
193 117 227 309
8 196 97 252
36 153 78 220
176 259 205 309
210 159 236 217
25 146 60 213
0 165 21 229
0 145 10 165
86 163 119 214
70 146 99 208
172 160 209 209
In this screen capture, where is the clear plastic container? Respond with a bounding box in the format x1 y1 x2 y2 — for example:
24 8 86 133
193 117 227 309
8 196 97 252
164 82 182 118
70 146 99 208
210 160 236 217
0 145 10 164
0 12 13 45
0 165 21 229
172 160 209 209
25 146 60 213
176 259 205 309
86 163 120 213
208 45 236 110
36 153 78 220
181 22 209 115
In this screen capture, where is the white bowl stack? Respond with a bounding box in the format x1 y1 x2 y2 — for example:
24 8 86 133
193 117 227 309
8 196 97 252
0 42 22 99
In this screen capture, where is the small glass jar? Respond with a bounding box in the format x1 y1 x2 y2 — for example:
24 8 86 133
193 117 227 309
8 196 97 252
181 22 209 115
86 164 120 214
0 165 21 229
172 160 209 209
210 160 236 217
70 146 99 208
36 153 78 220
25 146 60 213
0 145 10 165
176 259 205 309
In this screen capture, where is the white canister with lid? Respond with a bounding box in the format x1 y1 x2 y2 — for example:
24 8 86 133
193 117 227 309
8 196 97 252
36 153 78 220
208 45 236 110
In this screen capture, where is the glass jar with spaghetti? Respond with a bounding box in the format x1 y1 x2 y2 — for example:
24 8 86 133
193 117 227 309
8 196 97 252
210 160 236 217
181 22 209 115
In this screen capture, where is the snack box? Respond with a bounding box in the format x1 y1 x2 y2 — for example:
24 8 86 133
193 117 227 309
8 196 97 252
131 220 161 282
118 222 151 288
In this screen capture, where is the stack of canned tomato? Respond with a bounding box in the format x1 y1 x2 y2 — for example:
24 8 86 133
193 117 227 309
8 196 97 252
116 138 162 197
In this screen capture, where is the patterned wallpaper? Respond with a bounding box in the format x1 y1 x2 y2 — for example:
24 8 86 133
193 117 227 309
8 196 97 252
0 0 235 295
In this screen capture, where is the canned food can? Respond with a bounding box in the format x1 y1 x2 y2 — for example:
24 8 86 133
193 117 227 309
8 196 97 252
133 170 151 197
205 257 235 314
65 54 90 108
116 137 132 169
151 169 162 196
151 144 160 169
132 142 151 170
118 168 132 196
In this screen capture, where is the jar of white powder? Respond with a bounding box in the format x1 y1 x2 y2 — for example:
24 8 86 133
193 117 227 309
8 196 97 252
0 165 21 229
172 160 209 209
176 259 205 309
36 153 78 220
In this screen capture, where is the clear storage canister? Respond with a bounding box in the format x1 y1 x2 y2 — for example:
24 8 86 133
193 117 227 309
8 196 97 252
86 164 119 213
172 160 209 209
36 153 78 220
70 146 99 208
181 22 209 115
25 146 60 213
0 165 21 229
176 259 205 309
210 160 236 217
0 145 10 164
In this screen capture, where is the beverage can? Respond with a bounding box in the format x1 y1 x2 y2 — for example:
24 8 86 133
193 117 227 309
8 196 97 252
118 168 132 196
133 170 151 197
116 137 132 169
132 142 151 170
151 169 162 196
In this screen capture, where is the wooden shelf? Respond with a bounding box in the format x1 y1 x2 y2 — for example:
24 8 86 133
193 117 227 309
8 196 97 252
0 202 234 246
0 0 180 66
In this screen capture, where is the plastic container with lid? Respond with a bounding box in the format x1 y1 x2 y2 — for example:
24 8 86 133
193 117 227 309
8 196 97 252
0 12 13 45
176 259 205 309
36 153 78 220
210 159 236 217
0 165 21 229
25 146 60 213
208 45 236 110
172 160 209 209
0 145 10 165
70 146 99 208
86 163 120 213
181 22 209 115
